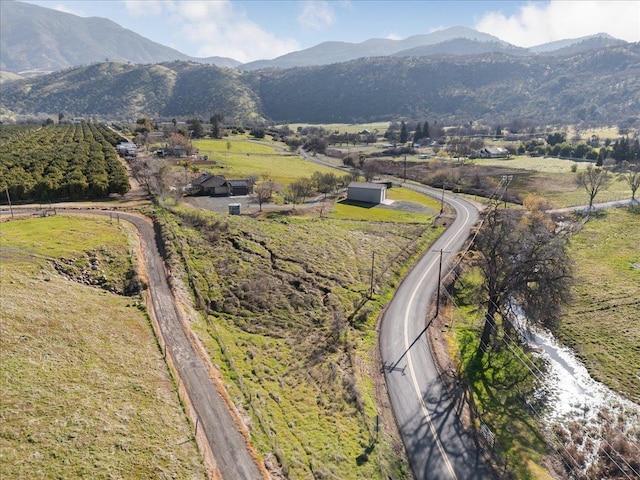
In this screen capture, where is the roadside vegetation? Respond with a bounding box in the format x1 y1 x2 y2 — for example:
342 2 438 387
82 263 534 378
152 197 441 478
0 215 204 479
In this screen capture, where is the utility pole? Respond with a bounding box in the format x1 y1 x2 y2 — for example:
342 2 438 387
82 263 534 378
435 249 443 318
370 251 375 298
403 154 407 183
440 182 446 214
501 175 513 208
5 186 14 219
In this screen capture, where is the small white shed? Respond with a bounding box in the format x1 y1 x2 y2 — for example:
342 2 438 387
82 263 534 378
347 182 387 204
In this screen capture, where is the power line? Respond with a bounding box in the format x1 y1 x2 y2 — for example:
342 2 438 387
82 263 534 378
446 293 639 478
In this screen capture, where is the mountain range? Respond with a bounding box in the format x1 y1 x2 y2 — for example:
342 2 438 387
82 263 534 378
0 1 239 77
3 42 639 128
0 0 629 76
1 1 638 128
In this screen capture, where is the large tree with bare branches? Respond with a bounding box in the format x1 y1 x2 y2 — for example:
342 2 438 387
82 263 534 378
618 163 640 201
253 180 280 211
472 204 573 355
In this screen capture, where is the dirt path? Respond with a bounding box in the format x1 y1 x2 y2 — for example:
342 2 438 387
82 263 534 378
87 210 267 480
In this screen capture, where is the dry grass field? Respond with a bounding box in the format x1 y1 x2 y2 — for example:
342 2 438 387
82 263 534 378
0 215 204 479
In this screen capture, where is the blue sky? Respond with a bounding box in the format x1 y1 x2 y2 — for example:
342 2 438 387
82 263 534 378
23 1 640 63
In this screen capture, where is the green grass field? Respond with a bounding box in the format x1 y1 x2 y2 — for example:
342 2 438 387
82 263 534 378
469 156 634 207
0 215 204 479
192 137 336 184
471 156 591 173
328 186 440 222
556 207 640 402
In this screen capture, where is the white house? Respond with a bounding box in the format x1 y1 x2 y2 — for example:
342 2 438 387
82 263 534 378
347 182 387 204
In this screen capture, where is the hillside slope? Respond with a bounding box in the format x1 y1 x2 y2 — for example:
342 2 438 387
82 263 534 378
2 44 639 126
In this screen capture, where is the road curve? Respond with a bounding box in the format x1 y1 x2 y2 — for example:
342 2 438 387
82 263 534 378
38 209 265 480
379 186 492 479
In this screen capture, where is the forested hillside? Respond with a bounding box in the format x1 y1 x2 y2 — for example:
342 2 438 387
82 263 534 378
1 43 639 126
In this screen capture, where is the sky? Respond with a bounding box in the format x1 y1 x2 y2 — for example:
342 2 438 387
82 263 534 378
23 0 640 63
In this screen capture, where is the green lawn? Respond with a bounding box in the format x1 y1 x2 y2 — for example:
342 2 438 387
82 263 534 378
192 138 336 184
328 186 440 222
0 215 204 479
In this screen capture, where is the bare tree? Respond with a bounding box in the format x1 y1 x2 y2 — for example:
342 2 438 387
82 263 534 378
618 163 640 201
284 177 314 209
130 157 160 195
312 171 338 198
575 165 610 209
253 180 280 211
362 161 379 182
472 206 573 355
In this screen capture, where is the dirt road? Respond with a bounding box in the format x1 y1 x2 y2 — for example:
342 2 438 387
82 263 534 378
116 211 265 479
0 206 267 480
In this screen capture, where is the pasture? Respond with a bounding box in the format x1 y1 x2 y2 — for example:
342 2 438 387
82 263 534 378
192 137 336 184
0 215 204 479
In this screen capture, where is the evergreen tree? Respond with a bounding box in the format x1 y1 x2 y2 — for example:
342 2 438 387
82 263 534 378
210 113 223 139
400 121 408 144
414 122 422 143
423 121 430 139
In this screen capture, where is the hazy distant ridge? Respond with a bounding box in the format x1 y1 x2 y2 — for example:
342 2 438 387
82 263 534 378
0 2 628 75
0 1 239 75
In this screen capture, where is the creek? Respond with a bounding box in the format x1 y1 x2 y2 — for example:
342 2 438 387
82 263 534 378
520 326 640 422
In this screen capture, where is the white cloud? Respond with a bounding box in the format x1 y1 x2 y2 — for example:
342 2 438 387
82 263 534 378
124 0 299 63
50 3 86 16
123 0 170 17
475 0 640 47
386 33 403 41
297 1 336 30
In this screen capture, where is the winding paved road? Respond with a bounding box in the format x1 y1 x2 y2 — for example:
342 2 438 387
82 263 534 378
379 186 492 479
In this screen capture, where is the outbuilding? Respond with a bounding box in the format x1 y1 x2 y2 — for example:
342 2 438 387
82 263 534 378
228 180 251 196
347 182 387 204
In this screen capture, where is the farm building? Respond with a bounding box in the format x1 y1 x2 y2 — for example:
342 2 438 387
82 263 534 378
228 180 252 196
347 182 387 204
474 146 509 158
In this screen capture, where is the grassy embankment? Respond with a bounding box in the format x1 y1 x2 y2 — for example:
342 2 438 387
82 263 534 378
156 181 442 478
0 215 204 479
444 267 552 480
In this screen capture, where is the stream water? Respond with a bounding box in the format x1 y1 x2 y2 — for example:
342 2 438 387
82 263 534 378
516 319 640 424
